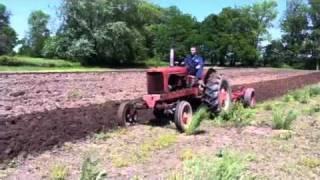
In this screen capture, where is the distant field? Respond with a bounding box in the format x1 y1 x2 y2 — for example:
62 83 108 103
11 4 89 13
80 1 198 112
0 56 169 73
0 56 111 72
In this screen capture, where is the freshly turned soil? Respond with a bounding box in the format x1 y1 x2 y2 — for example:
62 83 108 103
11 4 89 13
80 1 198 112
0 68 319 162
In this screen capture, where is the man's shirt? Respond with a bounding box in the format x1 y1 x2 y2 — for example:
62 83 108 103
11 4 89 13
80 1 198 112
184 54 204 79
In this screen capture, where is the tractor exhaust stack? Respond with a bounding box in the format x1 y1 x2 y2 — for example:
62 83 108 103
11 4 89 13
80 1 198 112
170 48 174 67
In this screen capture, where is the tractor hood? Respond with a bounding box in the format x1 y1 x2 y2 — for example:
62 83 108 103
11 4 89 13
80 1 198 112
147 66 188 74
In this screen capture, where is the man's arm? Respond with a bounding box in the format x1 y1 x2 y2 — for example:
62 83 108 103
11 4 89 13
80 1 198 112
195 56 204 79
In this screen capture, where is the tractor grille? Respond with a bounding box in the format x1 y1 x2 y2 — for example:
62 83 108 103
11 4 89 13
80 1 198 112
147 72 164 94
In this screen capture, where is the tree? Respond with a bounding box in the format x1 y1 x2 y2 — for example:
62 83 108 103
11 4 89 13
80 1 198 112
0 3 17 55
264 40 286 66
21 10 50 57
56 0 152 65
151 6 199 60
281 0 309 65
250 0 278 46
308 0 320 70
201 7 260 66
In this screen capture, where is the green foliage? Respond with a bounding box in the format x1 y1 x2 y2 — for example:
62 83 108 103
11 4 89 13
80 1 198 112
308 86 320 97
289 89 310 104
50 165 68 180
272 109 298 130
20 10 50 57
0 56 80 67
171 151 247 180
80 154 106 180
306 105 320 116
186 107 209 135
57 0 150 65
201 0 277 66
215 103 256 127
283 94 295 103
0 3 17 55
150 6 199 60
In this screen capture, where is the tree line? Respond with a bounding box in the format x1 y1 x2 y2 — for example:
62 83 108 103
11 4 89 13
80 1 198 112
0 0 319 69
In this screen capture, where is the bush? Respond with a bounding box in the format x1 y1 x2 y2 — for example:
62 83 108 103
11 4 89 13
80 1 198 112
215 103 256 127
272 109 297 130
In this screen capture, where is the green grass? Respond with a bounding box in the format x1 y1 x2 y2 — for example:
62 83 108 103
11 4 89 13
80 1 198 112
141 57 169 67
0 56 80 67
0 56 112 72
170 151 248 180
0 66 111 72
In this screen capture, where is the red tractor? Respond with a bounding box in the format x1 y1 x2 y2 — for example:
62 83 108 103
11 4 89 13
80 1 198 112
118 59 256 132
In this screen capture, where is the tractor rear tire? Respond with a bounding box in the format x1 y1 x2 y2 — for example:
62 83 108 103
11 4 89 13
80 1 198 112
174 101 193 132
202 73 232 113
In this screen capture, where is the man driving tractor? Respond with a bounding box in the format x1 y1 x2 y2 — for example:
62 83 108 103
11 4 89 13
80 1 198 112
184 46 204 85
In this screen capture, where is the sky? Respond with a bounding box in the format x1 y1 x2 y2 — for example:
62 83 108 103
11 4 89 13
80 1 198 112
1 0 286 41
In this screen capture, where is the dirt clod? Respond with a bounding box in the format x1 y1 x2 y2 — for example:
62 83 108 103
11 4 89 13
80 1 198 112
9 91 25 97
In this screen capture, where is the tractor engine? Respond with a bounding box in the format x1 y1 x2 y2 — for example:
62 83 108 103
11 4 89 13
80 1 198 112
146 66 190 94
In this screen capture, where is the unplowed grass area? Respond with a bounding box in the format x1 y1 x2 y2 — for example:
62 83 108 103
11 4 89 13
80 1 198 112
2 85 320 179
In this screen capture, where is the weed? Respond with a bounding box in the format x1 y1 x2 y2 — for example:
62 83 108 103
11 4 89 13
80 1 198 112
272 109 297 130
215 103 256 127
80 154 106 180
289 89 310 104
68 90 82 100
170 151 247 180
141 134 177 153
308 86 320 97
112 133 177 168
179 149 195 161
50 164 68 180
94 132 110 141
273 130 293 140
186 107 209 135
283 94 295 103
299 157 320 169
263 103 273 111
306 105 320 116
112 156 130 168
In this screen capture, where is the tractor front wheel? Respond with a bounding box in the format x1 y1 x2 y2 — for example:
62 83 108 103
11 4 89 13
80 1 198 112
117 102 137 126
174 101 193 132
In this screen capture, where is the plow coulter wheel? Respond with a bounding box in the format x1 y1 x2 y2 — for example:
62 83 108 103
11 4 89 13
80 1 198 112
117 102 137 126
174 101 193 132
203 74 232 113
244 88 256 108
